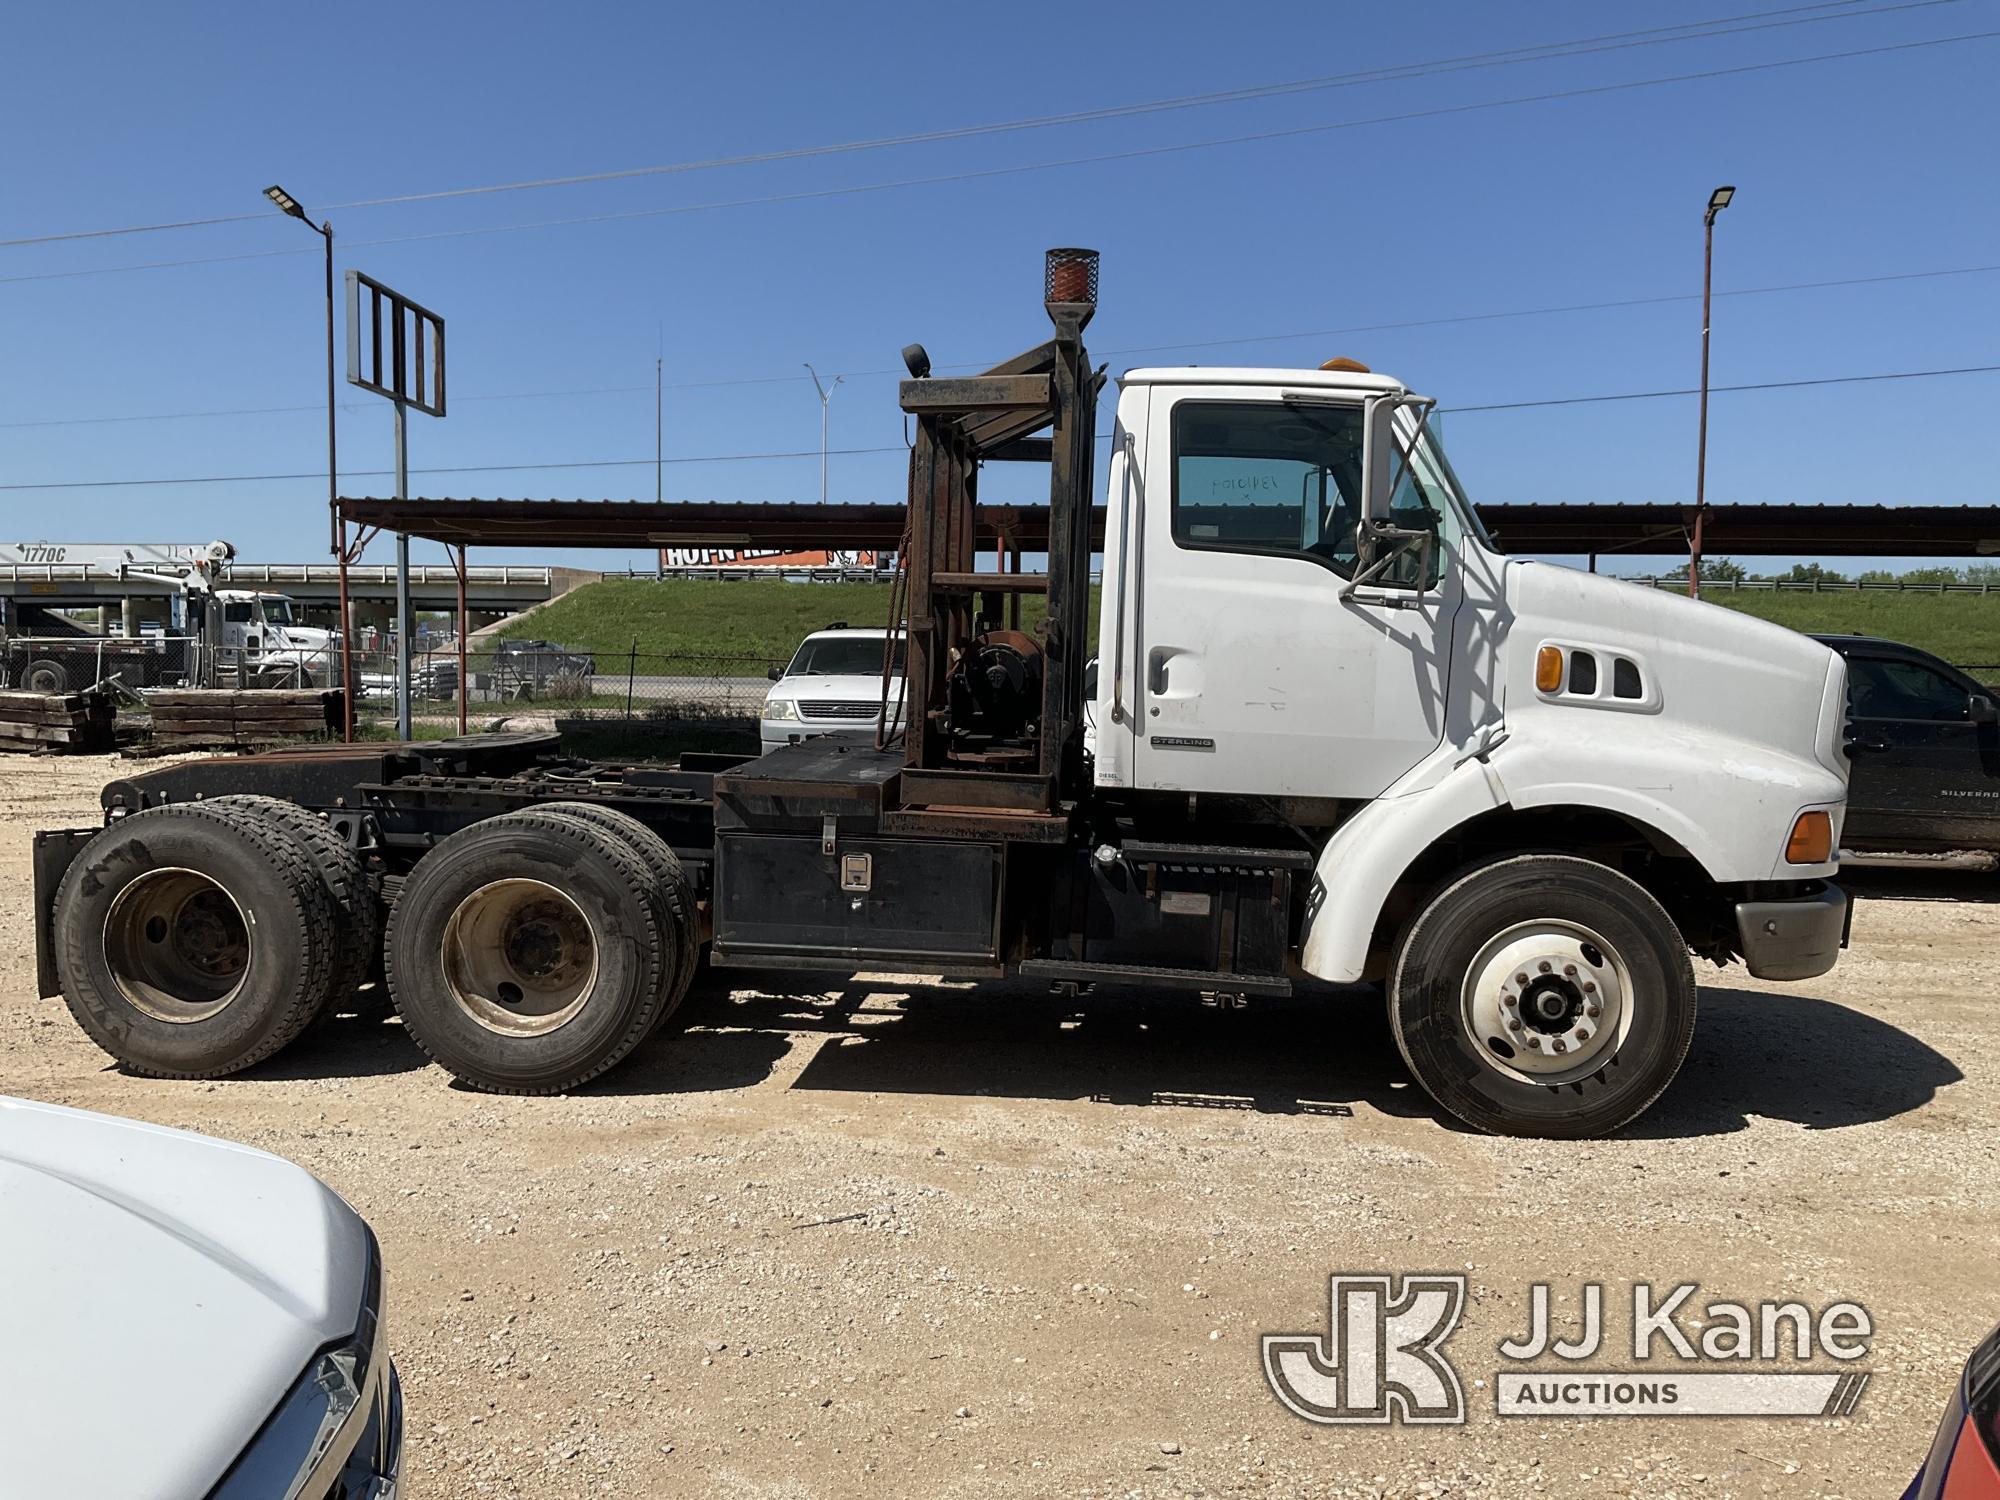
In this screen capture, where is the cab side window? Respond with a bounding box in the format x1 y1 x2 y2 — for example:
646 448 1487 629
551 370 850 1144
222 602 254 625
1848 657 1971 722
1172 401 1367 577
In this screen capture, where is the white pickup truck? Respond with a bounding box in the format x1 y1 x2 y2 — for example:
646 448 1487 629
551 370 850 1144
0 1096 402 1497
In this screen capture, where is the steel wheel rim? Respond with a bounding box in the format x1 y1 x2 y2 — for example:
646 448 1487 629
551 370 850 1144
441 878 599 1037
103 867 253 1023
1460 918 1633 1086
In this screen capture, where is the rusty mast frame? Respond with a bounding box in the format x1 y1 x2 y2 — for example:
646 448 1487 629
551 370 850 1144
894 248 1105 803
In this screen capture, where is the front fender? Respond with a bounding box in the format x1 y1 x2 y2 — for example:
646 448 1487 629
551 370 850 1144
1294 722 1844 985
1298 756 1505 984
1489 719 1844 883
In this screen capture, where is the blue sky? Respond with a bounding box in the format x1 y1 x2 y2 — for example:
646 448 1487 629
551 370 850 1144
2 0 1995 574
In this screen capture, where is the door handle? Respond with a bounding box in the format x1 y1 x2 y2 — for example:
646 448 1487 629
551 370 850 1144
1148 649 1169 694
1857 736 1891 754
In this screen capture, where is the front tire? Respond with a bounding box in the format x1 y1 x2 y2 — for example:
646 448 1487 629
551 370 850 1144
1388 854 1696 1139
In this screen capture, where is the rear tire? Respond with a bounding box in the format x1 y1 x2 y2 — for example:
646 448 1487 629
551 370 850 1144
53 804 341 1077
26 659 69 695
1388 854 1697 1139
385 810 671 1093
209 795 379 1012
534 802 699 1030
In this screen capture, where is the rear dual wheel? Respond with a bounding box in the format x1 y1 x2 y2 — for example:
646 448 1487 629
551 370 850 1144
1388 854 1697 1139
385 808 695 1094
54 803 347 1077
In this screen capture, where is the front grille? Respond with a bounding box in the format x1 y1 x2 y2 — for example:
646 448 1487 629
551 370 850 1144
798 701 881 721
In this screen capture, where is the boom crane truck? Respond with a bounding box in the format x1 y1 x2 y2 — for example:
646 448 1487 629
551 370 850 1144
30 251 1852 1138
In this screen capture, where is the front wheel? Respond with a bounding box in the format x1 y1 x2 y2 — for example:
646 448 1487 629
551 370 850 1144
1388 854 1697 1139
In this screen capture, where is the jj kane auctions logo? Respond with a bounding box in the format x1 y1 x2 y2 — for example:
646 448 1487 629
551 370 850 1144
1263 1276 1872 1424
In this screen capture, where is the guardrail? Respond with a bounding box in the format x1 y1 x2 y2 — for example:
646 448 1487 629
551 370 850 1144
601 566 1111 584
1624 576 1998 593
0 563 557 587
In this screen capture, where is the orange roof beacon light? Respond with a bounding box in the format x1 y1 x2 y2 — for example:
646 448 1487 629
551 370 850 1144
1319 357 1372 373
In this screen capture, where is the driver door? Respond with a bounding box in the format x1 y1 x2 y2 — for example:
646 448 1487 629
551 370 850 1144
1128 383 1463 799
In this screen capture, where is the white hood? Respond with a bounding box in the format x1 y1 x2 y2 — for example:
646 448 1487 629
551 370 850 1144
1491 562 1849 881
0 1097 370 1500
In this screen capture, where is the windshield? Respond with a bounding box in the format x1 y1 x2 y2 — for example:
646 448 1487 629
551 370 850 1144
261 597 296 626
786 636 903 677
1395 414 1496 553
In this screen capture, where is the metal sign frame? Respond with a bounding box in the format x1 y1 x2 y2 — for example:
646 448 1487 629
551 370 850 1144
345 269 446 417
341 270 446 739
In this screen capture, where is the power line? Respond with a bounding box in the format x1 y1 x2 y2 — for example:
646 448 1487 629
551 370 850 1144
6 25 1991 292
0 0 1915 250
4 362 1992 493
323 0 1927 212
7 260 1995 430
1440 361 2000 413
1098 262 2000 359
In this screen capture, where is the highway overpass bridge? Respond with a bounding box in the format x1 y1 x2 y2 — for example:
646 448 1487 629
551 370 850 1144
0 560 592 626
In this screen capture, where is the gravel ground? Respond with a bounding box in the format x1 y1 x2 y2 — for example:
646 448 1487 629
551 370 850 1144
4 752 1996 1500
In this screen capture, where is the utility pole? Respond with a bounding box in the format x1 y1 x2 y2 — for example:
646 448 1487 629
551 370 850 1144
1689 184 1735 600
804 362 843 504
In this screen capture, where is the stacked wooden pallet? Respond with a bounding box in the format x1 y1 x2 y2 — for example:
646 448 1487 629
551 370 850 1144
0 688 116 753
147 689 342 749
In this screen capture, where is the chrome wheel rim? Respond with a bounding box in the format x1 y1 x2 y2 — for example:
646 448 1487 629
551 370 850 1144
103 867 253 1023
1460 919 1633 1086
440 879 598 1036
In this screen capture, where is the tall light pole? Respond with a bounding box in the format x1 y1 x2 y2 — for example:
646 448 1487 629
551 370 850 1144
804 362 843 504
263 185 337 557
1688 183 1734 600
263 184 351 732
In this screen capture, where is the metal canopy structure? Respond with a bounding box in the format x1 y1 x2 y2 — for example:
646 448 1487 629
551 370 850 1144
336 497 2000 559
1479 502 2000 559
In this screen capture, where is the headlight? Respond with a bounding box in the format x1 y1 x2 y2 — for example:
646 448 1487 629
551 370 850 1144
210 1232 391 1500
765 698 800 721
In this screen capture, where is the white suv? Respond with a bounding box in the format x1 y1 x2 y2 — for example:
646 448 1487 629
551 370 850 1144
761 625 905 755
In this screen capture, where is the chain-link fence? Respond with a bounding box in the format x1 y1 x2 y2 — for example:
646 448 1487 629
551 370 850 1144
0 633 201 695
349 646 779 753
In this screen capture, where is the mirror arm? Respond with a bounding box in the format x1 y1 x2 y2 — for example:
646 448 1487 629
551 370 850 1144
1341 523 1434 600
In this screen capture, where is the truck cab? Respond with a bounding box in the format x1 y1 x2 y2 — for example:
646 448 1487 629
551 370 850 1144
1092 362 1851 990
212 590 337 686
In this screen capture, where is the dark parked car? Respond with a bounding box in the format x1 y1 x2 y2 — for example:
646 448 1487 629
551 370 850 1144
1900 1320 2000 1498
1813 635 2000 856
484 638 596 700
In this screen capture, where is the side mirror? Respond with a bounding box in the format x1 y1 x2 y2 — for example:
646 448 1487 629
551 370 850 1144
1971 693 1998 724
767 665 784 682
1343 517 1437 600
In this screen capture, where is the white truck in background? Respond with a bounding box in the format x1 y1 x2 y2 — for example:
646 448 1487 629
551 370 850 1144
0 540 338 691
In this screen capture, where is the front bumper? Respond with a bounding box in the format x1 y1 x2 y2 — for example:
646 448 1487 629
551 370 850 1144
1735 883 1849 980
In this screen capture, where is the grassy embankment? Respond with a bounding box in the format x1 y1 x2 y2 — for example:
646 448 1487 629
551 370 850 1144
501 576 1996 674
495 577 1093 668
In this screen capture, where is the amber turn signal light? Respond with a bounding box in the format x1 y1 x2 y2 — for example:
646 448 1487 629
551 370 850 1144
1786 810 1833 864
1535 646 1564 693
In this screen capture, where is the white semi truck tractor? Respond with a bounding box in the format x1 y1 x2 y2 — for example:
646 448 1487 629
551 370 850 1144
31 251 1850 1137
